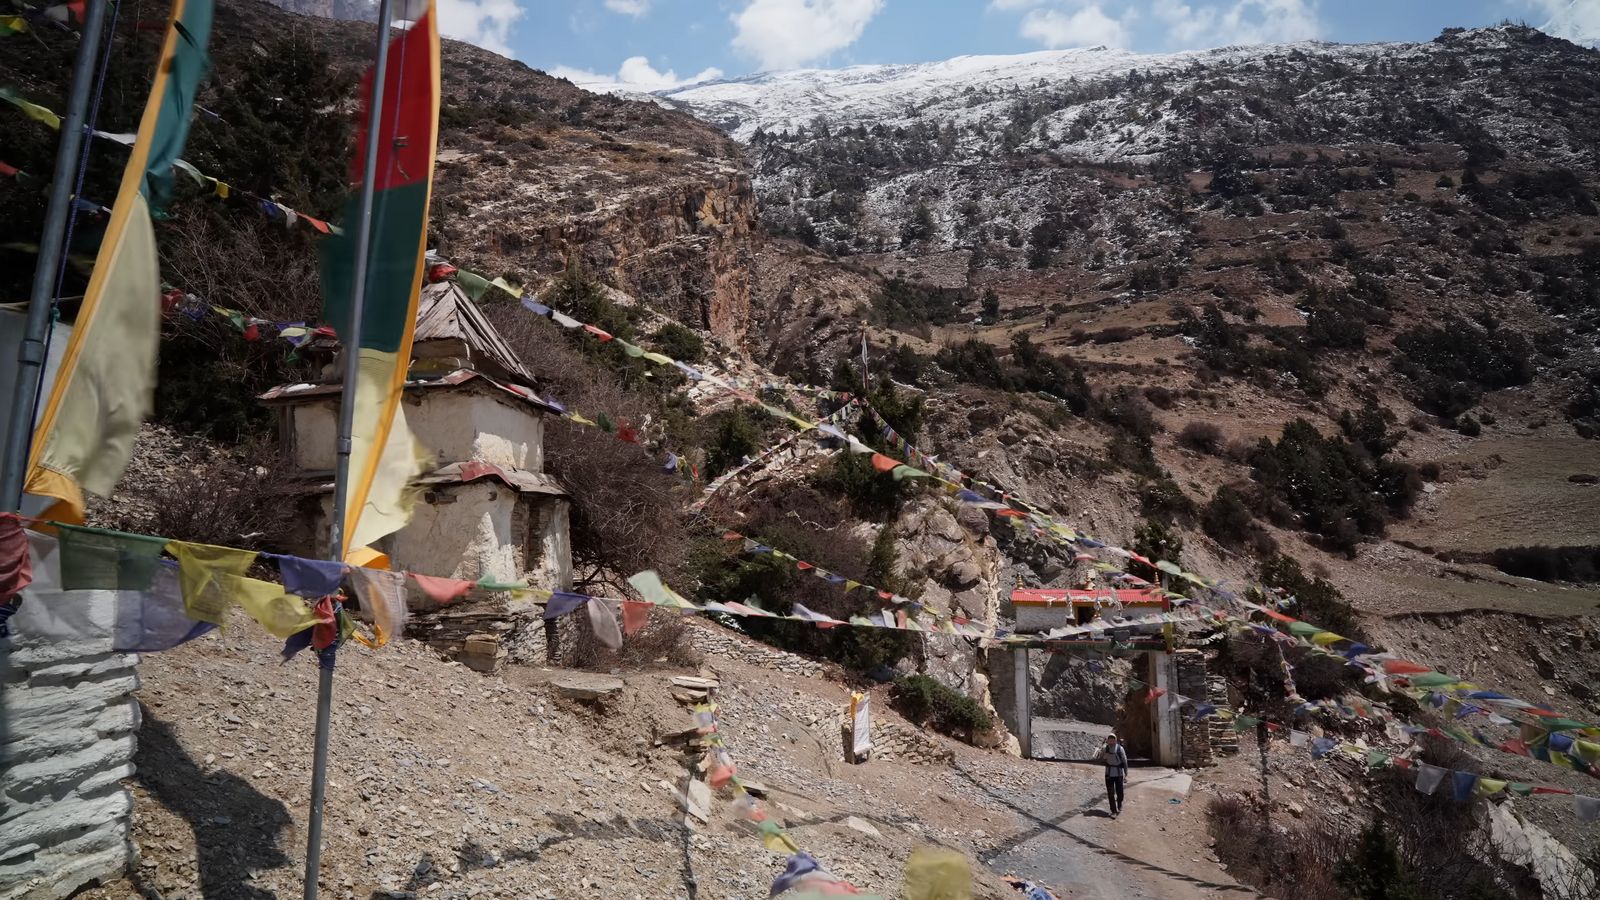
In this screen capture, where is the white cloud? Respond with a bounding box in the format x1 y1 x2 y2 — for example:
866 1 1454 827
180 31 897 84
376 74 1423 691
1154 0 1322 48
1524 0 1600 45
1018 4 1131 49
603 0 651 17
437 0 524 56
730 0 886 71
549 56 724 92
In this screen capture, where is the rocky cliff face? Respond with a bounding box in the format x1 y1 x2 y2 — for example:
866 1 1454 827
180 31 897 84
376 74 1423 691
220 0 760 342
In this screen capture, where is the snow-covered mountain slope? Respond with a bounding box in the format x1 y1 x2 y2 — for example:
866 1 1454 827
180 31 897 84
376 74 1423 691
660 41 1403 143
661 27 1598 169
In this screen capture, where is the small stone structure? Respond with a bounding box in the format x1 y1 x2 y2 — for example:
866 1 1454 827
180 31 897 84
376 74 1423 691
262 280 573 670
1 590 140 900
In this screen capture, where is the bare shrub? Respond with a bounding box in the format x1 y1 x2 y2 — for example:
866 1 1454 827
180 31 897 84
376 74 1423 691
487 306 693 594
1206 794 1349 900
1178 421 1225 453
569 607 701 671
111 442 300 553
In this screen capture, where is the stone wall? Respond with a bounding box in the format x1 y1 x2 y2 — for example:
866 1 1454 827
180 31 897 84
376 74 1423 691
1 591 140 899
686 624 823 678
1175 649 1213 768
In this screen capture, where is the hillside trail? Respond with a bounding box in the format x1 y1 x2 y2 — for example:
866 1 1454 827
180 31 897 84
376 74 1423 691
75 614 1251 899
965 763 1256 899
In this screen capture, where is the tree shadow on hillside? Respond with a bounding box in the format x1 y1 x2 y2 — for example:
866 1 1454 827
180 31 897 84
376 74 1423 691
137 711 293 899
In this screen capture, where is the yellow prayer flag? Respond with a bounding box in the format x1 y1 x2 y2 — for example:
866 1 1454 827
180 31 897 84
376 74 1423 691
214 573 321 638
168 541 258 625
903 848 971 900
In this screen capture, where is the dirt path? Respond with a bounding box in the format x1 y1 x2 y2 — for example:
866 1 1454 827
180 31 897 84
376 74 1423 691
964 763 1256 899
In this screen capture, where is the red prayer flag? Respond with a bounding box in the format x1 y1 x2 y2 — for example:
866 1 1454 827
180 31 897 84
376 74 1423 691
1382 659 1433 675
870 452 899 473
409 572 473 604
1499 739 1531 757
0 161 18 177
582 324 613 342
242 324 260 342
621 600 651 636
1532 787 1574 795
0 513 33 597
312 597 338 650
301 213 332 234
1145 687 1167 703
796 561 813 571
722 531 742 541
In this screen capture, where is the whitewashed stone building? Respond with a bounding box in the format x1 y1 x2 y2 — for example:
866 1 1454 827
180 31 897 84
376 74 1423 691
262 280 574 670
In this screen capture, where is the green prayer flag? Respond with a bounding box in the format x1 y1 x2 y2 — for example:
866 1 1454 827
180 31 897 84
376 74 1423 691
57 525 168 591
456 269 490 301
1232 716 1261 732
1365 749 1390 769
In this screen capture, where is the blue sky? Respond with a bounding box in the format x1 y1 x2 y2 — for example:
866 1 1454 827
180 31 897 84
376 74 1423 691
432 1 1600 89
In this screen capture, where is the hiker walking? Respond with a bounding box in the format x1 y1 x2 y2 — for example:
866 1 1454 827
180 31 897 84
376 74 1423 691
1101 733 1128 817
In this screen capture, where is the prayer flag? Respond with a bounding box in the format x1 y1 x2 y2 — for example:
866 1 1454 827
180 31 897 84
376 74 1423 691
586 596 622 649
1451 771 1478 802
168 541 257 626
112 563 215 651
1576 795 1600 824
408 571 473 604
319 2 439 560
542 591 588 619
56 525 166 591
0 514 30 597
23 0 213 522
621 600 651 636
346 566 407 647
1416 763 1447 795
903 847 971 900
214 573 323 639
269 553 347 598
628 570 698 609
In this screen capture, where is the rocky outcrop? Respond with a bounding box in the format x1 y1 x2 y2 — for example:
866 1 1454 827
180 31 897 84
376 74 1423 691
460 171 757 340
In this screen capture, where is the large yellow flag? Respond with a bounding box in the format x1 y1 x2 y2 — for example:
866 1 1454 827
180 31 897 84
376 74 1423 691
25 0 214 521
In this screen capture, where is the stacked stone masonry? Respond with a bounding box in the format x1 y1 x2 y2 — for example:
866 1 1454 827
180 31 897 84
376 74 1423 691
1175 649 1213 768
1 591 140 900
1206 673 1241 756
687 624 824 678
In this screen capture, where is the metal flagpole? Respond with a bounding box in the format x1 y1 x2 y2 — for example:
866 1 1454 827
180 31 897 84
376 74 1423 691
0 0 109 766
0 0 110 510
303 0 392 895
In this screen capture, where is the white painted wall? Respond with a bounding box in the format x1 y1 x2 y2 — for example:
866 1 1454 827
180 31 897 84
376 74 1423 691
287 390 543 475
1 592 139 900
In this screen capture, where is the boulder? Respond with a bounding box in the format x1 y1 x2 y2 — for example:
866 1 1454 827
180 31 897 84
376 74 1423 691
551 673 625 702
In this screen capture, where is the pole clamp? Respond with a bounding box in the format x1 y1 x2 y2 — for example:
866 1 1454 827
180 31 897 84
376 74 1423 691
16 338 46 366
